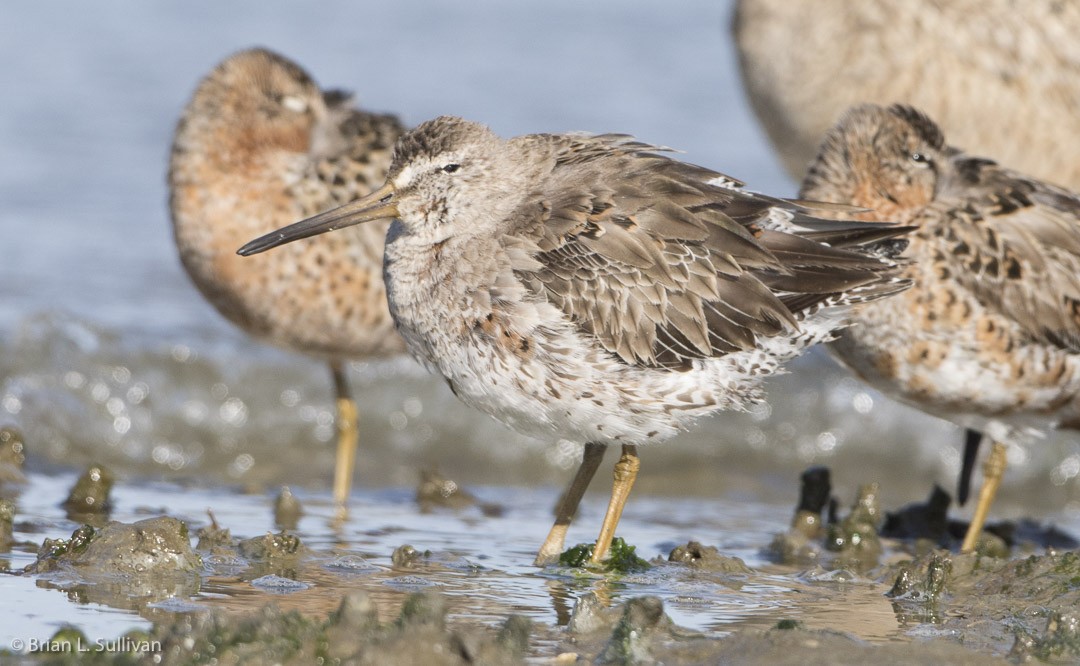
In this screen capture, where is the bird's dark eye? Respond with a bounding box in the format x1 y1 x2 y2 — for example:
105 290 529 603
441 164 461 173
910 152 931 166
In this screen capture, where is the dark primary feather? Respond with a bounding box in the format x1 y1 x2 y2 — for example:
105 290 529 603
933 156 1080 352
512 133 912 369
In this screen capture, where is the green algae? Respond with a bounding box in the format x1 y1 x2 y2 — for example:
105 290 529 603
558 537 650 573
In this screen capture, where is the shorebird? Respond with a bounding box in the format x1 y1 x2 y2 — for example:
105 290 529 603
240 116 911 564
735 0 1080 513
800 103 1080 552
733 0 1080 190
169 48 405 512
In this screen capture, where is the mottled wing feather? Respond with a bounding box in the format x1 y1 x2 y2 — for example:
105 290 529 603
936 160 1080 352
511 134 911 369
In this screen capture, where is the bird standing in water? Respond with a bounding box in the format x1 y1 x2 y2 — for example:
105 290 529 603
734 0 1080 509
241 116 910 564
169 48 405 513
801 103 1080 552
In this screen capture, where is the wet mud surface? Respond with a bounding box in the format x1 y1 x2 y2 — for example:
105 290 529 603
2 458 1080 664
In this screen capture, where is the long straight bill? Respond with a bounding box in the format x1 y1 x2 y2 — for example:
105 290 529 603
238 182 398 256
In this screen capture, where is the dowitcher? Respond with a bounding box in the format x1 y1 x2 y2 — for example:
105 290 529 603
169 48 405 511
735 0 1080 503
240 116 911 564
801 103 1080 552
733 0 1080 190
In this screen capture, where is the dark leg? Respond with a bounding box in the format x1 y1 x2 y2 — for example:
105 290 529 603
957 428 982 506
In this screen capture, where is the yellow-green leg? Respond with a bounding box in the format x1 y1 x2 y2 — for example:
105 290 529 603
535 443 606 566
590 444 640 564
330 362 358 519
960 440 1007 554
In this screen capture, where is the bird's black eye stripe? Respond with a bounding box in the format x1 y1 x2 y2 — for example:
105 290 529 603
441 164 461 173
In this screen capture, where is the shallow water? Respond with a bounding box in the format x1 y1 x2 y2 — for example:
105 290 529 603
0 473 944 654
3 0 1080 661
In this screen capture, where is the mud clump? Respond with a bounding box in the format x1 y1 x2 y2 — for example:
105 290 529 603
194 510 234 551
0 426 27 488
392 544 430 567
236 530 305 580
596 596 675 664
824 482 883 570
768 466 832 565
388 544 482 573
567 594 702 662
771 473 884 571
0 498 14 551
26 516 201 576
273 486 303 530
878 549 1080 655
61 464 114 523
667 541 752 573
237 530 303 561
703 623 1005 665
885 548 954 600
144 590 529 665
560 594 991 665
416 468 503 517
882 547 971 627
1011 611 1080 662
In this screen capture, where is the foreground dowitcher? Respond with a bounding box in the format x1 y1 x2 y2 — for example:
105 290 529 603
733 0 1080 190
801 104 1080 552
240 116 911 564
169 48 405 510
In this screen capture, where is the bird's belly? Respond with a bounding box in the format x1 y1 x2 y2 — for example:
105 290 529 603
831 318 1080 427
425 321 783 447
